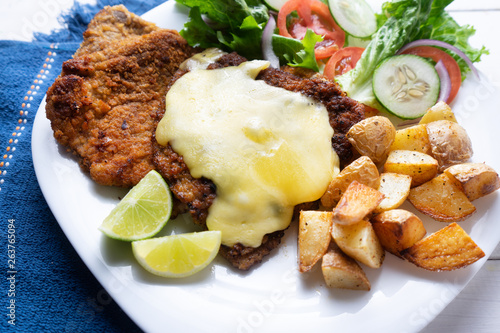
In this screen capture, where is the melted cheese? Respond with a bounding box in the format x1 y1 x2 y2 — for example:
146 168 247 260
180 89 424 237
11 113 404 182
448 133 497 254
156 60 338 247
179 48 226 71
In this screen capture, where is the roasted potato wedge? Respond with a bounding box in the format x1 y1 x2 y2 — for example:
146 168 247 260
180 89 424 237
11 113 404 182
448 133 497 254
298 211 333 273
401 222 485 271
332 181 385 225
390 124 432 154
321 156 380 209
322 242 371 291
375 173 412 213
408 173 476 222
346 116 396 164
426 120 473 171
419 101 457 124
371 209 426 257
383 150 438 187
445 163 500 201
331 219 385 269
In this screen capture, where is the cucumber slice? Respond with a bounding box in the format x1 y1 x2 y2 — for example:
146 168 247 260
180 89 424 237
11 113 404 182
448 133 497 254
328 0 377 38
345 34 371 48
262 0 289 11
373 55 440 120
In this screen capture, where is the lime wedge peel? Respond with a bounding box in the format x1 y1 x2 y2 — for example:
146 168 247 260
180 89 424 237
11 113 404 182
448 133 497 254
99 171 221 278
99 170 173 241
132 231 222 278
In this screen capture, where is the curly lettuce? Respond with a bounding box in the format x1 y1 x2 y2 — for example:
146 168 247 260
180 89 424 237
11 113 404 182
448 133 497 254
176 0 322 70
177 0 269 60
272 30 323 72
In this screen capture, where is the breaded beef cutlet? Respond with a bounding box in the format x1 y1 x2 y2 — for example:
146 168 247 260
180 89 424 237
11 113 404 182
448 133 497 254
45 5 197 187
152 53 366 270
46 6 365 271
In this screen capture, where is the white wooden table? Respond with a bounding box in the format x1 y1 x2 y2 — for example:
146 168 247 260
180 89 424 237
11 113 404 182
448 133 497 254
0 1 498 332
422 2 500 331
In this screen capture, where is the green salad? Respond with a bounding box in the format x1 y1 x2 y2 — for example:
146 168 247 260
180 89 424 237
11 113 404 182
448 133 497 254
174 0 488 119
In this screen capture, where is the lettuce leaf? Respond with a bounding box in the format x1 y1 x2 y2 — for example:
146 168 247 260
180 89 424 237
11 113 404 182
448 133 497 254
177 0 269 27
180 6 220 49
272 30 323 72
415 11 488 76
177 0 269 60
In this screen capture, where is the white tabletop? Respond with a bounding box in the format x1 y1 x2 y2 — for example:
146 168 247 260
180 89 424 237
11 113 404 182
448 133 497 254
415 3 500 331
1 1 498 332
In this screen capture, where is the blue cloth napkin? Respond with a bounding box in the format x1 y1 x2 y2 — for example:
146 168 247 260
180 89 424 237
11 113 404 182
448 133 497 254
0 1 166 331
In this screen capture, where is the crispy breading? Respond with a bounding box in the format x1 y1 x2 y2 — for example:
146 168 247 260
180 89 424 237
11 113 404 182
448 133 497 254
46 6 197 188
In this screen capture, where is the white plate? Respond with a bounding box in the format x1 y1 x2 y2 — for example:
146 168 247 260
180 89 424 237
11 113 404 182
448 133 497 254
32 1 500 332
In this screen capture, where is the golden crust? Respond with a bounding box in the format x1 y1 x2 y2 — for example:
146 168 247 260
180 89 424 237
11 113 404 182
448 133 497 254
46 6 196 187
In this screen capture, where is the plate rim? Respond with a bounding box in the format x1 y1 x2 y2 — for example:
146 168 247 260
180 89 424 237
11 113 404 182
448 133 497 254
32 2 500 332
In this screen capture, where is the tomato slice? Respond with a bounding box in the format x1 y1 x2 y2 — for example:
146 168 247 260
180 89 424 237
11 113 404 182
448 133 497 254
401 45 462 104
323 47 365 79
277 0 345 59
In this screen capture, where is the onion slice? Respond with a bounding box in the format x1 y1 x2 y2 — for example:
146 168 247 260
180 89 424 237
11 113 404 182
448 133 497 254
397 39 479 79
262 15 280 68
435 60 451 103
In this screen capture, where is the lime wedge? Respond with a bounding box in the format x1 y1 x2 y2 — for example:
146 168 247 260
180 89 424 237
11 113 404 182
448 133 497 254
132 231 222 278
99 170 172 241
